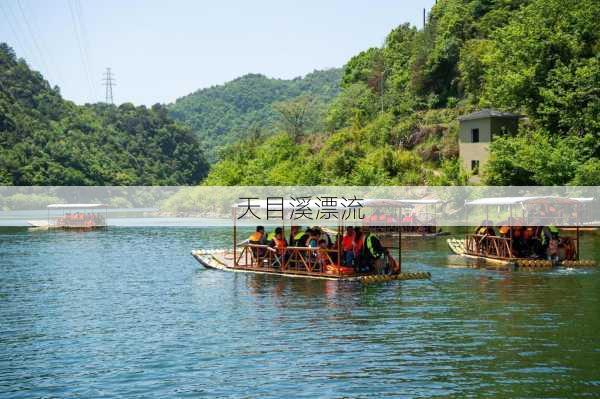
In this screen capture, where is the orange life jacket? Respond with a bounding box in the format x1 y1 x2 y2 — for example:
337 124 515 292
273 236 287 253
342 234 354 251
249 231 263 242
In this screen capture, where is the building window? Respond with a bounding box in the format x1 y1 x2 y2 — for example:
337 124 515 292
471 160 480 175
471 128 479 143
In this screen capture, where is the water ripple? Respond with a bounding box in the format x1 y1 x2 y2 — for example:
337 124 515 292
0 227 599 398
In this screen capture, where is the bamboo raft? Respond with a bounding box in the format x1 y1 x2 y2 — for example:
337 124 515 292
447 238 597 271
191 249 431 283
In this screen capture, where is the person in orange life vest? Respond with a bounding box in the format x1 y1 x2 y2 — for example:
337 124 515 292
270 227 287 255
248 226 267 245
341 226 355 266
247 225 267 258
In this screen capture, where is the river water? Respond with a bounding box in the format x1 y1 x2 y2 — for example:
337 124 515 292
1 227 599 398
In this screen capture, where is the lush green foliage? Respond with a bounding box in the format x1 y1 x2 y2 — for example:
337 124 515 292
205 0 598 186
168 70 342 161
205 109 467 186
481 0 600 136
0 43 209 185
485 131 599 185
3 0 598 186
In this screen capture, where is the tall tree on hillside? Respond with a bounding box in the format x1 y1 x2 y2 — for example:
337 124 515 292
273 95 316 144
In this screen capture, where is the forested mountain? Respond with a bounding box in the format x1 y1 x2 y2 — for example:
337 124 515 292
2 0 598 187
206 0 599 185
168 69 342 161
0 44 208 185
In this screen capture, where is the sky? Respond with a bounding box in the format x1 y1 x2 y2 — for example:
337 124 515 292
0 0 435 105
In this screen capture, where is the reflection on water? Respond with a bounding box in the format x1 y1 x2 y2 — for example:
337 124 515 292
0 227 599 398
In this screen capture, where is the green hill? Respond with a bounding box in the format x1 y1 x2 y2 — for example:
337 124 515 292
168 69 342 161
0 43 209 185
205 0 599 186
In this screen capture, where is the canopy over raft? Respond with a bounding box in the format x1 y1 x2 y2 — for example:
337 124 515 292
47 203 108 209
43 203 108 229
192 198 435 282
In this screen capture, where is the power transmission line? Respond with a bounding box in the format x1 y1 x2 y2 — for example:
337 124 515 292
0 2 28 59
74 0 95 99
15 0 64 85
102 67 116 104
1 1 35 66
67 0 93 101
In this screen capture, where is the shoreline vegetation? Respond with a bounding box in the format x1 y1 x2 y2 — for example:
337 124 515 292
1 0 598 188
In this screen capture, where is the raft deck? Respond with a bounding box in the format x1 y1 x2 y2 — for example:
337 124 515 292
191 249 431 282
446 238 597 271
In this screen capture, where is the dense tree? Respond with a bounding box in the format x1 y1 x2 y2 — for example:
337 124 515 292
168 69 342 161
205 0 598 186
484 132 599 185
0 43 208 185
481 0 600 135
273 95 319 144
3 0 598 187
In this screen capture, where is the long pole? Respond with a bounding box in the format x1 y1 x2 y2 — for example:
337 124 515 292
509 205 513 257
576 204 580 260
337 224 342 277
233 207 237 267
465 201 469 246
399 227 402 273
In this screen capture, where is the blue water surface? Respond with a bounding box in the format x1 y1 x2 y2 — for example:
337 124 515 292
1 227 599 398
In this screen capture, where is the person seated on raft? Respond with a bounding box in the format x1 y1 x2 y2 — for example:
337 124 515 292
289 225 308 247
473 221 496 252
511 226 527 257
304 228 321 266
307 226 331 248
353 228 388 274
247 226 267 245
341 226 355 267
498 223 510 238
245 225 268 258
268 227 288 265
539 225 560 260
475 220 495 236
362 230 390 274
521 226 539 258
316 238 338 267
